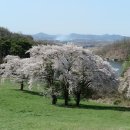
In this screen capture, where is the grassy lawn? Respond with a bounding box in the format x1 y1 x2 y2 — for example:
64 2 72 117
0 81 130 130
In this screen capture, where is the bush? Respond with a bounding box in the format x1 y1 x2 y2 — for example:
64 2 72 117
113 99 121 105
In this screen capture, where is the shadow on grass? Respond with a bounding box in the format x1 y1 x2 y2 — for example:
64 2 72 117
14 89 130 112
15 89 43 96
56 104 130 112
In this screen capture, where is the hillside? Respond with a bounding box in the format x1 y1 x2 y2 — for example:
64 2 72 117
0 27 34 63
95 38 130 61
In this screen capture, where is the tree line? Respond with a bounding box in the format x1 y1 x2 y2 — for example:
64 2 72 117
0 27 35 63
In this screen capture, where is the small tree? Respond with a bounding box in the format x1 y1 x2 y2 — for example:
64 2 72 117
0 55 26 90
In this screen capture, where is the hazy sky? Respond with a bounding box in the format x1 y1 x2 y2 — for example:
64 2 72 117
0 0 130 35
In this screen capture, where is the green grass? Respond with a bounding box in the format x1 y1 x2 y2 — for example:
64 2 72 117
0 81 130 130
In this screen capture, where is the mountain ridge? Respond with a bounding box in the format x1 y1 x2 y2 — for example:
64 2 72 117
32 33 127 42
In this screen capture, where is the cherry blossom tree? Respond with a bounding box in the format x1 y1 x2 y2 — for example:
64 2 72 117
0 55 26 90
27 44 118 105
70 53 118 106
0 55 43 90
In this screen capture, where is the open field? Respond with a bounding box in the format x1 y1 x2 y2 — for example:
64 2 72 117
0 81 130 130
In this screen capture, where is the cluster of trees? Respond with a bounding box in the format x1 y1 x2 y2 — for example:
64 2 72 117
0 27 34 63
0 44 118 106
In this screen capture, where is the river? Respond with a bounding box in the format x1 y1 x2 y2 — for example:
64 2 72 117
108 61 123 76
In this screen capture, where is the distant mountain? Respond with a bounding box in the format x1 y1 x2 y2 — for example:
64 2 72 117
32 33 126 42
32 33 57 40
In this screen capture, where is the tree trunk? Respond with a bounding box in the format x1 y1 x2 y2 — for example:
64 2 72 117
52 94 57 105
64 84 69 106
20 81 24 91
64 89 69 106
76 92 81 106
63 81 69 106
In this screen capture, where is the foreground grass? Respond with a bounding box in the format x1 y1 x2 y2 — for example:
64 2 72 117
0 81 130 130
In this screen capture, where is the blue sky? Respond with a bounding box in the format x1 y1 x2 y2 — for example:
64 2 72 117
0 0 130 36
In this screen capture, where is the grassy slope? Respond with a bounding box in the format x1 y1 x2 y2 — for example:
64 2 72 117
0 81 130 130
